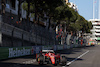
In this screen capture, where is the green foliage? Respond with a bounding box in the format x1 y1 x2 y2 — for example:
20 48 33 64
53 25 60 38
21 0 92 33
22 2 28 11
22 2 35 13
70 8 78 22
88 21 92 29
54 5 72 23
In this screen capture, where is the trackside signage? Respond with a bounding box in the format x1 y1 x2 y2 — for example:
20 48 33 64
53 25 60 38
0 45 69 60
42 46 53 50
8 48 31 58
57 45 63 50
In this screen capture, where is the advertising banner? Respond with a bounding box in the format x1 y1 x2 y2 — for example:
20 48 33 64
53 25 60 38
0 46 33 60
0 42 82 60
35 46 42 54
42 45 53 50
0 47 9 60
67 45 70 49
63 45 67 49
53 45 57 51
31 46 35 55
57 45 63 50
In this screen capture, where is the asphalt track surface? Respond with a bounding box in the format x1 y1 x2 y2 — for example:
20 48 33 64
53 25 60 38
0 45 100 67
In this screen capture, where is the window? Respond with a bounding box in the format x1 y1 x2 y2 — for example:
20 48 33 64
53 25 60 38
95 35 100 37
95 31 100 33
11 0 15 9
6 0 15 9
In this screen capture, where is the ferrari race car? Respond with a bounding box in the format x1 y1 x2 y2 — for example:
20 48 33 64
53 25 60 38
36 50 67 65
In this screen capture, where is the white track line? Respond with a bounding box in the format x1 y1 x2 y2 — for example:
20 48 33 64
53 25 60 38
65 50 89 66
22 59 36 64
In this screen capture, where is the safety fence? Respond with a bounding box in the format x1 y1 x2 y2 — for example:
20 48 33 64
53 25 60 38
0 43 86 60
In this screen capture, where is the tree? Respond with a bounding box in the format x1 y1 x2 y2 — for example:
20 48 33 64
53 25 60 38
70 8 78 23
54 5 73 32
18 0 21 21
43 0 64 29
18 0 27 21
22 0 64 28
22 0 92 33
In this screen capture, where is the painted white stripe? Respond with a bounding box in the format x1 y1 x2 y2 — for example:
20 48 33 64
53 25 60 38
62 66 65 67
22 59 36 64
66 50 89 66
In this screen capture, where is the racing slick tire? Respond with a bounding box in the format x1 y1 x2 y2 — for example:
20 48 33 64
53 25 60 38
38 55 44 65
36 53 42 62
61 56 67 66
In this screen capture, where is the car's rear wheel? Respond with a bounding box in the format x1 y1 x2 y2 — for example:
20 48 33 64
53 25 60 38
38 55 44 65
61 56 67 66
36 53 42 62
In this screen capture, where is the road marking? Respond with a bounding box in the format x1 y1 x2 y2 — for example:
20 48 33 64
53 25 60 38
65 50 89 66
22 59 36 64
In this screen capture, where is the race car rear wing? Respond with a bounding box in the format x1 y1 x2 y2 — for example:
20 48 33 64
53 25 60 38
42 50 54 53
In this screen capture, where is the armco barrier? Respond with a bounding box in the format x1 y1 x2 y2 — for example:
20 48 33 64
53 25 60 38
53 45 57 51
63 45 67 49
67 45 70 49
42 45 53 50
0 47 9 60
0 46 43 60
0 43 85 60
57 45 63 50
0 47 33 60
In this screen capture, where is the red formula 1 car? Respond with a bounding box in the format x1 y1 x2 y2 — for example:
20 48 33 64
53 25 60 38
36 50 67 65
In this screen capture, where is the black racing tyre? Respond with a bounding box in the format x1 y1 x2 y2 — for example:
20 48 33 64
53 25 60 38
62 61 66 66
38 55 44 65
36 57 38 62
61 56 67 66
39 61 43 65
36 53 41 62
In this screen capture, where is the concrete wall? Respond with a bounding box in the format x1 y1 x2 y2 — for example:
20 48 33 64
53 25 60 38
0 21 55 47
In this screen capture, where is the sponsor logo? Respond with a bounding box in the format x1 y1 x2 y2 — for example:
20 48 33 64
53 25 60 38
31 47 34 54
8 48 31 58
36 47 39 53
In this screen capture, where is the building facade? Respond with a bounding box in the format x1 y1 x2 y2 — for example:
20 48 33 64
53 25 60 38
0 0 55 47
65 0 69 4
89 19 100 44
68 2 78 12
